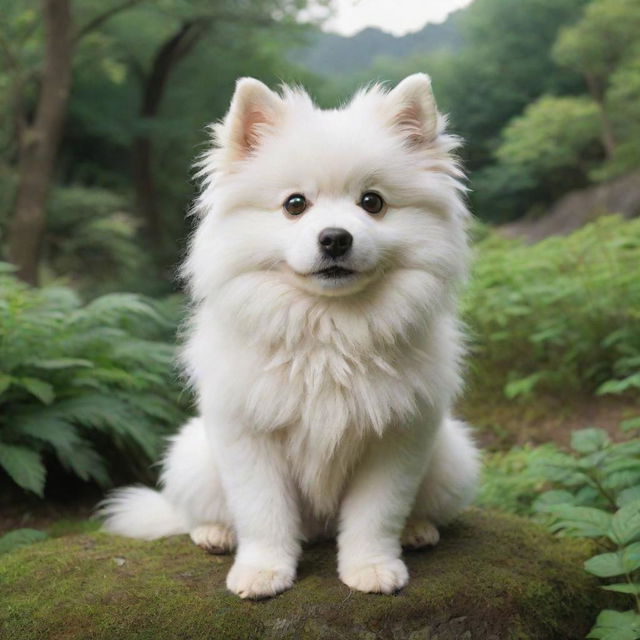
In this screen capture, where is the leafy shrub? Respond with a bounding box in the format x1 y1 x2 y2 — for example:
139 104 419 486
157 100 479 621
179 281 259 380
44 186 161 296
476 445 558 516
464 215 640 400
532 425 640 639
0 263 190 496
484 95 603 214
477 421 640 637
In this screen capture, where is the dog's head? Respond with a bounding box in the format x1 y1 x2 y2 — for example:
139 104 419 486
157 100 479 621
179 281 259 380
187 74 469 305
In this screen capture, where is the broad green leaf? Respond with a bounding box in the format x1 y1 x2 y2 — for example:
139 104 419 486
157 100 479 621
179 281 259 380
18 378 55 405
584 552 625 578
587 609 640 640
575 485 605 507
547 505 612 538
10 416 109 485
534 490 575 512
601 583 640 595
571 428 609 454
622 542 640 573
617 486 640 508
604 457 640 475
597 374 640 396
0 528 48 555
25 358 93 370
610 441 640 457
604 470 640 492
0 444 46 496
620 417 640 433
609 501 640 545
578 449 610 469
504 373 544 399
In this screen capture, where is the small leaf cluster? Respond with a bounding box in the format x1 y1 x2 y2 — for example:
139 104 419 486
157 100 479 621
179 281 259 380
533 425 640 640
0 263 191 496
476 444 559 516
0 528 48 555
465 215 640 400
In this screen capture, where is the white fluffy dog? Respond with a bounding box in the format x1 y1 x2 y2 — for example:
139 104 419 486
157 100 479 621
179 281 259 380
101 74 480 599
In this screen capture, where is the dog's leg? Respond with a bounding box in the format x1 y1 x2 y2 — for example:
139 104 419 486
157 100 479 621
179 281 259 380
401 519 440 549
214 430 301 600
190 522 236 554
337 421 434 594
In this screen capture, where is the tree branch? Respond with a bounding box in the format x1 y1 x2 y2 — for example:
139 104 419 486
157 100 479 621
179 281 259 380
74 0 146 43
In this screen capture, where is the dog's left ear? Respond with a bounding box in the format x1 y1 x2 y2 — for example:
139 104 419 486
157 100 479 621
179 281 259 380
222 77 283 163
387 73 439 145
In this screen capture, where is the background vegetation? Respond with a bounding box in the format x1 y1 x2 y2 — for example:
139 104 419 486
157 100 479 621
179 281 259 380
0 0 639 635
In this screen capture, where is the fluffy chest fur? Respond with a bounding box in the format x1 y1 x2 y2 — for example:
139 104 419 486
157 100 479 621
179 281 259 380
186 270 463 515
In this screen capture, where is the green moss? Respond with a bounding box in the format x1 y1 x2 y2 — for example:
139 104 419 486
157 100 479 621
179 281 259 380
0 509 614 640
47 518 100 538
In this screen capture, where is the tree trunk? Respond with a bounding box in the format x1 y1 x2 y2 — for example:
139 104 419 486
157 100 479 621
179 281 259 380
133 20 208 253
6 0 73 285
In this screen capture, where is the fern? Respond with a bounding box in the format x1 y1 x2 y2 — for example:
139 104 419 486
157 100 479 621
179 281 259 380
0 265 192 495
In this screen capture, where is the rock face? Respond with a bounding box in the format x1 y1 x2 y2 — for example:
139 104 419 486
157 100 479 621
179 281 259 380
1 510 613 640
501 170 640 243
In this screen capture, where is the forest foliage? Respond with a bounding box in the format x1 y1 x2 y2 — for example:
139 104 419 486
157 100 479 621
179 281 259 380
2 215 637 498
0 0 637 497
465 215 640 400
0 2 639 633
0 263 189 495
1 0 639 287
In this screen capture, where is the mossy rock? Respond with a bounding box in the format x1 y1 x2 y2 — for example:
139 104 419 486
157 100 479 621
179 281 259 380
1 509 612 640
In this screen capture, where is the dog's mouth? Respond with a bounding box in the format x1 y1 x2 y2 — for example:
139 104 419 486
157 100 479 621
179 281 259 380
312 266 356 279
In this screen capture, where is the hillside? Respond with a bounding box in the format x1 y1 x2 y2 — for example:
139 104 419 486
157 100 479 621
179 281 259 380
296 11 464 76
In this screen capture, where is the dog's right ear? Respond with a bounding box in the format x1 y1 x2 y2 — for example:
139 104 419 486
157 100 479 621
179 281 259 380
221 77 283 164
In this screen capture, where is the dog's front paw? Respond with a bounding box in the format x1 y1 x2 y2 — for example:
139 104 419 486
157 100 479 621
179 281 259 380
226 561 295 599
340 558 409 594
402 519 440 549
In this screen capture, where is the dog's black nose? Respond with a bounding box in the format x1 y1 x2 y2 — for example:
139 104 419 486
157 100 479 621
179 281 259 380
318 228 353 258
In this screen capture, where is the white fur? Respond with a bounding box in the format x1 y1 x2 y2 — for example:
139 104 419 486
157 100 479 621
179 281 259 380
101 74 480 599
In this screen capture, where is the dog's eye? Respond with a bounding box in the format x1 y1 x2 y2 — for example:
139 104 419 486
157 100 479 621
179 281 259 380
359 192 385 215
284 194 307 216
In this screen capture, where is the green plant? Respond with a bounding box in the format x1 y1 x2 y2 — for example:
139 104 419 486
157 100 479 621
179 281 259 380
464 215 640 401
0 528 48 555
44 186 161 296
0 263 190 496
533 425 640 639
476 445 558 516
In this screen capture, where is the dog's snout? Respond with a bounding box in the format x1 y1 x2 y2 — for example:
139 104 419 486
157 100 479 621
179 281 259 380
318 228 353 258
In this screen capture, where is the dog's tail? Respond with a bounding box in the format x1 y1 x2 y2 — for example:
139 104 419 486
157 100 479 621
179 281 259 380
99 486 188 540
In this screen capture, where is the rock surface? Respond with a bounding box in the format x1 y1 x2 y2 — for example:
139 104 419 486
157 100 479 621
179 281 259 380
501 169 640 243
1 509 613 639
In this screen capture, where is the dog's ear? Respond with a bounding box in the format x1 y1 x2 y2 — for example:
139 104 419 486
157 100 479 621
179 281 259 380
387 73 439 145
223 77 283 162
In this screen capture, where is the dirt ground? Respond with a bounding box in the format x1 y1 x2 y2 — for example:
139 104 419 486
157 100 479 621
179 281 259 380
460 392 639 451
0 485 100 536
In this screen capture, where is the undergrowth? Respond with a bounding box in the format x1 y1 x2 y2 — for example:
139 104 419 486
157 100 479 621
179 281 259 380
0 263 191 496
464 215 640 400
479 419 640 639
